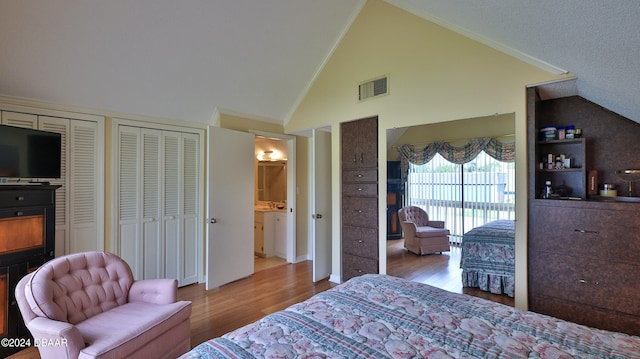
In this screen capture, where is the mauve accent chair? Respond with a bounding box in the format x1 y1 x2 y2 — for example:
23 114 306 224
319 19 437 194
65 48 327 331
398 206 450 255
15 251 192 359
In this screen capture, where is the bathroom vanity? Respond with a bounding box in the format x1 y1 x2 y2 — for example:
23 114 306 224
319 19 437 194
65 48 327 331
254 209 287 258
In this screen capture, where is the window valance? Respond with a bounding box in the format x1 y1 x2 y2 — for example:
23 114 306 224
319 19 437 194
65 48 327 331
397 137 515 182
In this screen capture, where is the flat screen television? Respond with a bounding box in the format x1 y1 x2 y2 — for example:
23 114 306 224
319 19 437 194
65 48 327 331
0 124 62 179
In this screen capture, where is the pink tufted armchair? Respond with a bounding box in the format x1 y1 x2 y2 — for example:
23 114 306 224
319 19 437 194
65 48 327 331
398 206 450 255
15 251 192 359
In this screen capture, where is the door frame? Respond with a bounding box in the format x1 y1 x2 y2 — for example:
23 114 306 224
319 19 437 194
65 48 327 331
251 130 297 263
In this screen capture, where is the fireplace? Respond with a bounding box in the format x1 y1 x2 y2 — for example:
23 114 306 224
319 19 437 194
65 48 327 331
0 214 45 254
0 185 57 357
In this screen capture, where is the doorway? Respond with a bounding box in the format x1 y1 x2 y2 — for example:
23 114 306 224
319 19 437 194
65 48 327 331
385 114 515 282
253 133 296 272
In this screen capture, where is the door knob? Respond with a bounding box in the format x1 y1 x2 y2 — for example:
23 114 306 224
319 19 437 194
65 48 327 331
312 213 323 219
209 218 217 223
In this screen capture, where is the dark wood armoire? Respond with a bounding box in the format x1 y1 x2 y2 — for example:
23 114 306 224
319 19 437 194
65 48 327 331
341 117 379 281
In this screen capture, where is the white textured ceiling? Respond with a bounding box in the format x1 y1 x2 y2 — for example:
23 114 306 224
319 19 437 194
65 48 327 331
0 1 639 125
0 0 364 124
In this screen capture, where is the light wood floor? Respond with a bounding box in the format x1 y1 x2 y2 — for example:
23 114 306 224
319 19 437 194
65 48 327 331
9 240 513 358
387 239 514 306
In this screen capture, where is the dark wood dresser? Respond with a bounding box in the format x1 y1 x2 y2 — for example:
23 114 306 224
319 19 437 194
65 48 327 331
341 117 378 281
529 200 640 334
527 81 640 336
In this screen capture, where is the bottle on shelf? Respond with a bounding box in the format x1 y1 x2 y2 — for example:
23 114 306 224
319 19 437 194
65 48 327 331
544 180 553 199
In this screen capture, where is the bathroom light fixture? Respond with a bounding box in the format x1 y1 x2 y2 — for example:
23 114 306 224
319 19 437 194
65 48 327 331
258 149 285 161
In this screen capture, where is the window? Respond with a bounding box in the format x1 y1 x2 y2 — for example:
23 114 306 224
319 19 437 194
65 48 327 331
405 151 515 244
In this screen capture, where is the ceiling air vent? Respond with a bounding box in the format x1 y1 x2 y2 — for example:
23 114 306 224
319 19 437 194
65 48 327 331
359 75 388 101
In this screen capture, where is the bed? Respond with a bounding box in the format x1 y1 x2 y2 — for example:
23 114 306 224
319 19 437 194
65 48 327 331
181 274 640 358
460 220 515 297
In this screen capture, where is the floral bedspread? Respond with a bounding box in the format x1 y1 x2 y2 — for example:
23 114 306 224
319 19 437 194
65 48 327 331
181 274 640 359
461 220 515 297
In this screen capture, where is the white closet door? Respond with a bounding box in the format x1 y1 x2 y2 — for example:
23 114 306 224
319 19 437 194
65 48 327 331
1 111 37 128
162 131 181 281
38 117 70 256
69 120 101 253
116 123 201 284
118 126 142 278
180 133 199 286
142 129 162 279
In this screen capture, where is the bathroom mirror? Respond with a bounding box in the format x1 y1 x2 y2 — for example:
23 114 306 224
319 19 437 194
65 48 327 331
257 161 287 202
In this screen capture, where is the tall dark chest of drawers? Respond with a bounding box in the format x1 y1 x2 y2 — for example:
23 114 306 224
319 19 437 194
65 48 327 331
341 117 378 281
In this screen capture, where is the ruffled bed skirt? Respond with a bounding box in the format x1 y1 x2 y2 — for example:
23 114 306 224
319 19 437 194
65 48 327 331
462 270 515 297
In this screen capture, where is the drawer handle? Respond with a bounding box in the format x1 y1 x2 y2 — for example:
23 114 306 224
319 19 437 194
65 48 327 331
358 239 363 243
360 153 364 163
15 211 24 216
574 229 600 234
577 279 600 286
16 196 25 201
353 154 358 163
357 174 363 178
356 209 363 213
357 187 363 191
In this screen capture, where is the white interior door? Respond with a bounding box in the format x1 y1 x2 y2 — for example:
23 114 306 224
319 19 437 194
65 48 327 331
311 129 332 282
285 136 296 263
206 126 255 289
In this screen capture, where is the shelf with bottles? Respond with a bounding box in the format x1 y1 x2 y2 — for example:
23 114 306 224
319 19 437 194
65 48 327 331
535 137 586 199
536 138 584 145
538 167 582 173
536 138 585 170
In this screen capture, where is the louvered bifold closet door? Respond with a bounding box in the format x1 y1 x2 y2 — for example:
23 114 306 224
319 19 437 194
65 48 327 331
180 133 199 286
118 126 143 278
162 131 181 282
68 120 100 253
141 129 163 280
38 117 70 256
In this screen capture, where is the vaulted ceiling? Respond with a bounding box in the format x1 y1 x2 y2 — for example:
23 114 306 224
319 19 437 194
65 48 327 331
1 1 638 125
